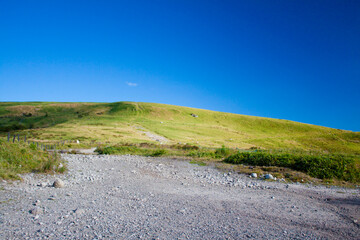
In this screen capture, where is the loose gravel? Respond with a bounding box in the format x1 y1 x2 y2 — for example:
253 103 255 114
0 154 359 239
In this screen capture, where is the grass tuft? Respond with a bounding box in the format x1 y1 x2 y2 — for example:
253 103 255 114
0 139 67 180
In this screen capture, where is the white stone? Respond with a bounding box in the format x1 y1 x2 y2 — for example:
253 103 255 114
53 179 65 188
30 207 43 215
264 174 274 180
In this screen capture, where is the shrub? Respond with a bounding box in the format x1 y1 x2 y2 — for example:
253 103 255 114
187 151 215 158
149 149 167 157
224 151 360 182
215 145 231 158
95 145 151 156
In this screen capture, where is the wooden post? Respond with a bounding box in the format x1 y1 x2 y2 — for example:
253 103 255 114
13 135 16 143
7 132 10 142
17 134 20 142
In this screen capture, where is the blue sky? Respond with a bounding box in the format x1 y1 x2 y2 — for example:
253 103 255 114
0 0 359 131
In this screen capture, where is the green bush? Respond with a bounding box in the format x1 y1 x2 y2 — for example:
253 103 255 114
215 145 231 158
187 151 215 158
95 146 144 155
224 151 360 182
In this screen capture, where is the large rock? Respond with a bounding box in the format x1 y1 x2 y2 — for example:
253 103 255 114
250 173 257 178
53 179 65 188
264 174 274 180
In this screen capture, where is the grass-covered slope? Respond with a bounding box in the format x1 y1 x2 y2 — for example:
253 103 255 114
0 139 66 180
0 101 359 155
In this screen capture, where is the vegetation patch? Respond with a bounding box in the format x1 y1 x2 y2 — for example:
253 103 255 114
224 151 360 183
1 101 360 154
95 145 167 157
189 160 206 166
94 143 235 160
0 140 66 180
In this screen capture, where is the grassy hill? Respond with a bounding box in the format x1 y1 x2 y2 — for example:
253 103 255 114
0 101 359 154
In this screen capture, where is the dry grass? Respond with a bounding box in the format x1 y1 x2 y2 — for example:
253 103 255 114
47 103 95 108
5 105 39 116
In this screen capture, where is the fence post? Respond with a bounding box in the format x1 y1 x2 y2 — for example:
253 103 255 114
17 134 20 142
7 132 10 142
13 135 16 143
24 136 27 142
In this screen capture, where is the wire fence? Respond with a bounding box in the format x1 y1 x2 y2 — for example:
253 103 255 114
6 132 77 150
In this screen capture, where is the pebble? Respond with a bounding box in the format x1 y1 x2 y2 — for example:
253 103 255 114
30 207 43 215
74 208 85 215
53 179 65 188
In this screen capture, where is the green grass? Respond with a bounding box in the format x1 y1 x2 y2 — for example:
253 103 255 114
94 142 236 159
224 150 360 183
95 145 169 157
0 139 66 180
1 101 359 156
1 101 360 184
189 160 207 166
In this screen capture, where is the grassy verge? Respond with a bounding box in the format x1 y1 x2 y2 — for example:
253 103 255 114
0 139 66 180
94 143 235 159
224 150 360 183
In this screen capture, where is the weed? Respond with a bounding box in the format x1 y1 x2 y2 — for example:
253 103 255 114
189 160 206 166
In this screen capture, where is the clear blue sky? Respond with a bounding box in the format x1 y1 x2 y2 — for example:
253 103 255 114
0 0 359 131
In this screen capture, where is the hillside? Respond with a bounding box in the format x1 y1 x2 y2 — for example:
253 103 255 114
0 101 359 154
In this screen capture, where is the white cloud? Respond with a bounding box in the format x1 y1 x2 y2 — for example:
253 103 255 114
126 82 138 87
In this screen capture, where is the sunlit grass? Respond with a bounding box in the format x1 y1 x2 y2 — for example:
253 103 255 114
0 101 359 155
0 139 66 180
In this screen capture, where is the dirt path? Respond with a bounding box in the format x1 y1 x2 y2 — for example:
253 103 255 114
135 125 170 144
0 154 359 239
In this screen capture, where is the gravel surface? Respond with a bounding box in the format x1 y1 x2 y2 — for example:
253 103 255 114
0 154 359 239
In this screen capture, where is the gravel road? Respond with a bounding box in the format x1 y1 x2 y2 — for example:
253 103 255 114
0 154 359 239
